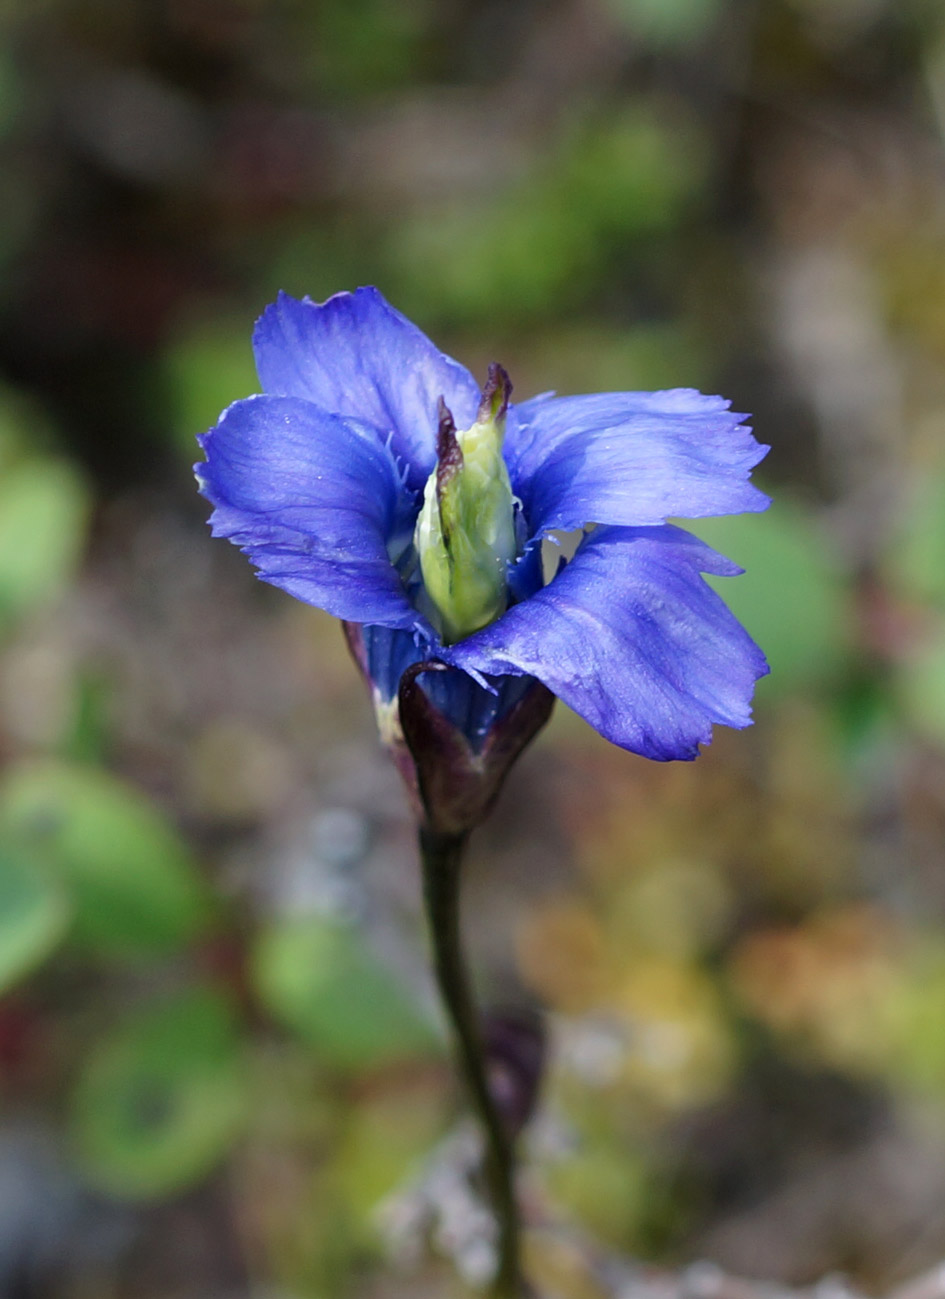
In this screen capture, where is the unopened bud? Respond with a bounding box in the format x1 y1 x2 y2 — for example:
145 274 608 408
415 364 517 645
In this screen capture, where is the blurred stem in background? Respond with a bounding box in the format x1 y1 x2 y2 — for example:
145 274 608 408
419 827 525 1298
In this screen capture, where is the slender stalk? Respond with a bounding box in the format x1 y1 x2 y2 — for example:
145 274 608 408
419 827 524 1298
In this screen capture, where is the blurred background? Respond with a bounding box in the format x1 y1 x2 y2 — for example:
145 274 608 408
2 0 945 1295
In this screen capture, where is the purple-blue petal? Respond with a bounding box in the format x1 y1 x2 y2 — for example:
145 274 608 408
441 525 769 760
505 389 769 535
253 288 481 490
197 395 426 629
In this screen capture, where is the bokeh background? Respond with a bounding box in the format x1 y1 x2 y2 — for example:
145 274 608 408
2 0 945 1295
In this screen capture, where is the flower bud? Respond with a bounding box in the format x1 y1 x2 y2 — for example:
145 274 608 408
342 622 555 837
415 364 517 646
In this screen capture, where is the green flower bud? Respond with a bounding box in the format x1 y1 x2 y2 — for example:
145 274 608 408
415 364 518 645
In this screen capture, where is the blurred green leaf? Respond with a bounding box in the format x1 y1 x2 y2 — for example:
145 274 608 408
312 0 430 97
886 467 945 607
253 916 437 1071
166 321 258 455
71 986 249 1198
391 106 707 328
693 497 852 694
0 843 69 993
547 1143 651 1249
264 222 371 308
0 762 212 959
0 459 90 629
896 617 945 746
876 940 945 1098
63 672 113 766
604 0 722 47
335 1092 444 1219
528 322 711 399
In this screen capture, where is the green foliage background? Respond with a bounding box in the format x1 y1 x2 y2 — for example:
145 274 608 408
1 0 945 1295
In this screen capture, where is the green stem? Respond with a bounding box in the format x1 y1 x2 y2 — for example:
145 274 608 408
419 827 525 1298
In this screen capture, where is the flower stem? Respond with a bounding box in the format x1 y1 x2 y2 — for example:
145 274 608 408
419 827 525 1298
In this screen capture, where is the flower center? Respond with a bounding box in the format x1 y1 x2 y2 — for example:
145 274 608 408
414 364 518 645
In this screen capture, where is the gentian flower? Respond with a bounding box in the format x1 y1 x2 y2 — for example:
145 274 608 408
196 287 769 812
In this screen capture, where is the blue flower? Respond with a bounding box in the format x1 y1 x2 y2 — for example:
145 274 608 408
196 287 769 762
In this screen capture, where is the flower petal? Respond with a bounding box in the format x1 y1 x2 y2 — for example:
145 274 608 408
442 525 769 760
197 395 426 629
505 389 769 534
253 288 481 489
